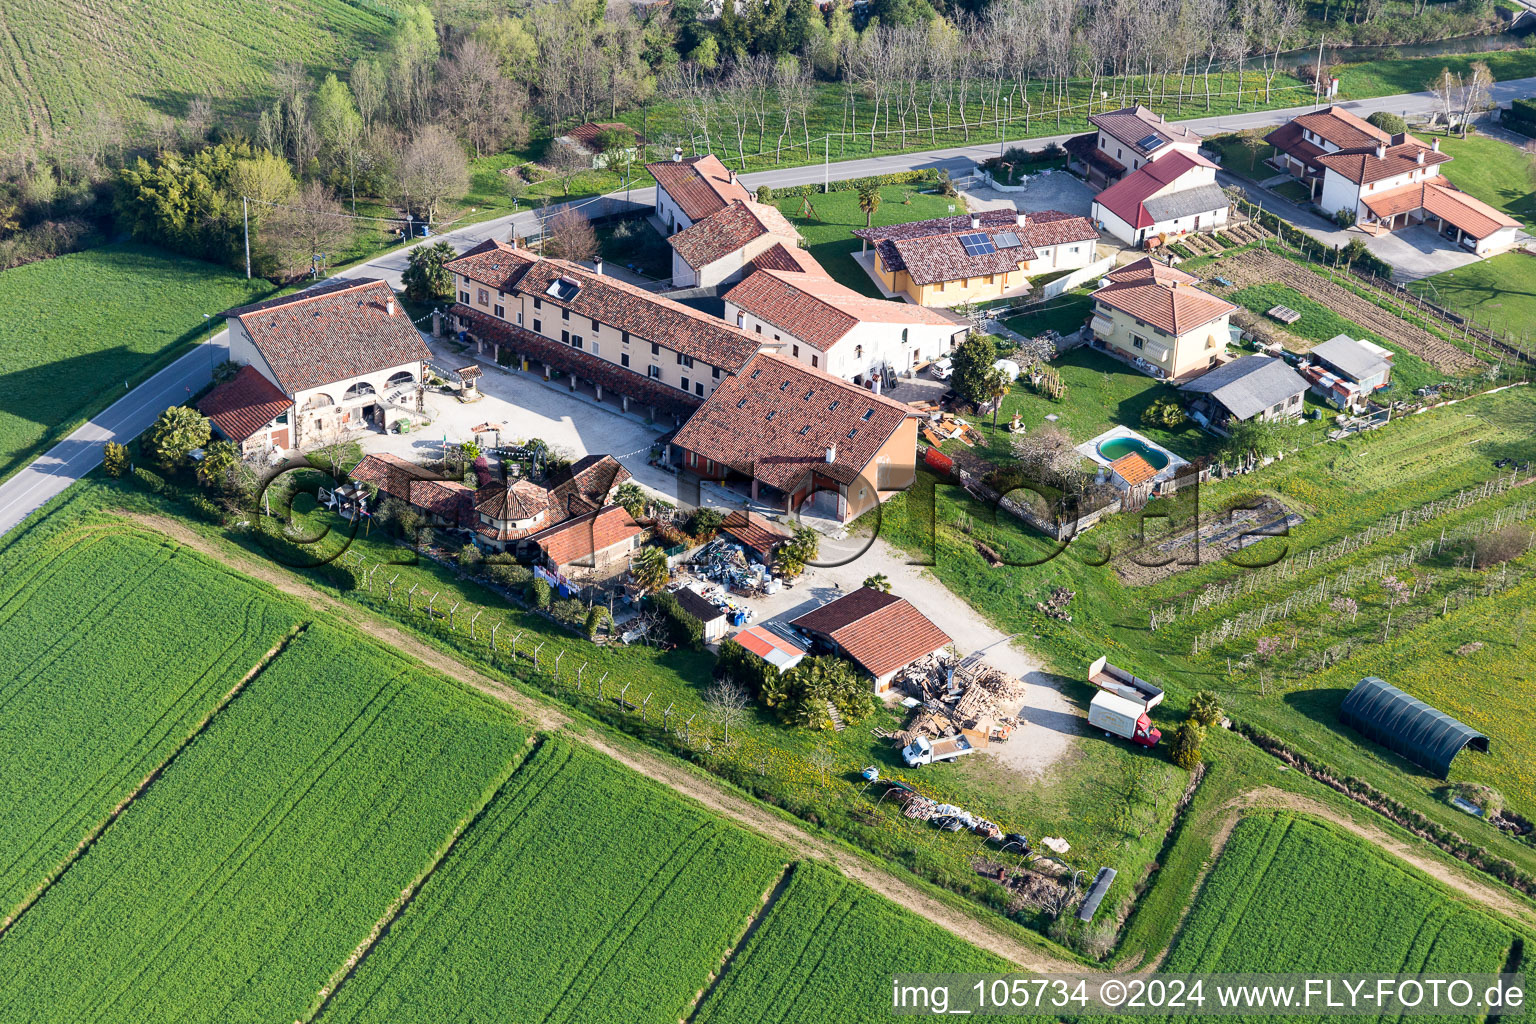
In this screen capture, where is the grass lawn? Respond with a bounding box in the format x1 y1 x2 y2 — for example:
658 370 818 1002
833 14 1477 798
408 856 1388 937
1206 132 1277 180
771 185 963 295
0 242 275 483
1337 48 1536 102
1432 130 1536 230
957 345 1224 466
1272 179 1314 204
1002 291 1095 339
1414 252 1536 339
1227 282 1441 393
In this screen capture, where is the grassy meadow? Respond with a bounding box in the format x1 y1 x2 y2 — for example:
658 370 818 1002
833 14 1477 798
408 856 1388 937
1415 253 1536 341
0 242 275 482
770 184 963 295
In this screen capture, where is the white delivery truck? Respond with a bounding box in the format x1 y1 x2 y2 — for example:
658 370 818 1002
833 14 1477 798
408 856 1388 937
1085 655 1164 748
901 733 975 767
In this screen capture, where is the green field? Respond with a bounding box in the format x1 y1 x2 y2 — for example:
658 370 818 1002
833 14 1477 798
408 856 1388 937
0 621 529 1024
0 242 275 482
1164 814 1517 981
1003 292 1096 340
324 738 788 1023
1432 131 1536 230
0 527 300 917
694 861 1046 1024
1226 282 1440 392
0 0 393 148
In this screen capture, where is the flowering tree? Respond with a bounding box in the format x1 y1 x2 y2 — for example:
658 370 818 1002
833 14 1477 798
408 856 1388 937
1381 576 1411 608
1330 595 1358 621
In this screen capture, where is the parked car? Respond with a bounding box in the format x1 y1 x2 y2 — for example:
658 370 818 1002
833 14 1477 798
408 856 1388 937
930 358 953 381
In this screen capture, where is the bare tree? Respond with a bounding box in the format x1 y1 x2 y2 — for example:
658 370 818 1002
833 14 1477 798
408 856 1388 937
260 180 355 280
705 678 751 745
543 207 598 263
435 38 530 157
350 56 386 131
544 140 590 195
1010 424 1083 488
807 743 837 784
396 125 469 228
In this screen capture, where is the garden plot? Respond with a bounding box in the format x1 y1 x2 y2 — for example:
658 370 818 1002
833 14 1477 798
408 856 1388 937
0 623 528 1024
0 527 300 917
1212 249 1481 373
321 738 788 1024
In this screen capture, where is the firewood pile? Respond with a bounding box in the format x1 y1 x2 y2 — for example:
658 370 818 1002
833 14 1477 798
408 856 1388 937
896 654 1027 744
1036 586 1075 621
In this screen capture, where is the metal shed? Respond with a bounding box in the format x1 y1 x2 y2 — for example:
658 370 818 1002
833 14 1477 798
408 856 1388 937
1338 676 1489 779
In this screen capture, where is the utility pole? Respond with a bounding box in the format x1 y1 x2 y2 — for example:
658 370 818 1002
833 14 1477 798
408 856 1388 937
242 196 251 279
824 136 829 192
1314 36 1326 109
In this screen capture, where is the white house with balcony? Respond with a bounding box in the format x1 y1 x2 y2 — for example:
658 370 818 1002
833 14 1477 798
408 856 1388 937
208 277 432 453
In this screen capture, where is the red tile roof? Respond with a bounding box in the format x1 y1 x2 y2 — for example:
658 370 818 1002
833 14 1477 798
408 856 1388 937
733 624 806 666
549 454 631 509
1105 256 1198 286
747 242 826 275
1094 275 1236 336
564 121 645 154
230 278 430 397
670 352 912 493
475 477 550 520
1361 176 1519 238
1315 138 1449 185
1110 452 1158 486
451 305 703 419
645 154 753 222
853 208 1097 286
1088 105 1202 153
668 199 798 269
196 365 292 443
1091 151 1219 230
789 587 952 679
349 453 436 503
530 505 642 568
445 238 540 291
723 269 958 351
409 479 475 527
1064 132 1126 175
1291 105 1392 152
1263 121 1329 170
720 510 791 557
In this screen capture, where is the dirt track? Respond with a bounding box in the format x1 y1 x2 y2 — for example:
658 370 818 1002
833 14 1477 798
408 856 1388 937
111 512 1536 972
1215 249 1483 373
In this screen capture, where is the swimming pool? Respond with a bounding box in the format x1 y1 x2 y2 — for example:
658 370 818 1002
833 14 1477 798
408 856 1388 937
1097 435 1171 471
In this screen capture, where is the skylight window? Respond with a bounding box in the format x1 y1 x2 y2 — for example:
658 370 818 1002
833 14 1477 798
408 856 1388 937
766 410 776 421
846 428 858 438
545 278 580 301
737 397 748 408
861 408 874 420
958 232 996 256
798 424 811 435
828 400 840 411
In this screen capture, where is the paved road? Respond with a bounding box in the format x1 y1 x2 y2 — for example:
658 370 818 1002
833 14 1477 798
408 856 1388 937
6 76 1536 537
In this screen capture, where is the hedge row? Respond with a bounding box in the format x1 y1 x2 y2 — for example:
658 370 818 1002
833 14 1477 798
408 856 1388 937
1504 98 1536 139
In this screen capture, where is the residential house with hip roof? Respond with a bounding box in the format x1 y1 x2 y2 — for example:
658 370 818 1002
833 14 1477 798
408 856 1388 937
669 351 917 524
1180 355 1310 431
1265 107 1517 255
202 278 431 455
1089 150 1231 247
667 198 804 289
645 153 753 233
1065 105 1203 188
1088 257 1238 379
851 208 1101 307
445 239 773 423
722 266 967 386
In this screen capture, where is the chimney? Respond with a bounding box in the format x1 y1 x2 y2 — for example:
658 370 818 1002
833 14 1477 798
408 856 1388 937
386 297 397 316
729 170 738 186
1432 137 1440 153
970 215 981 229
592 257 604 276
825 444 836 464
1416 150 1425 165
672 146 683 162
1375 143 1386 160
1016 211 1027 228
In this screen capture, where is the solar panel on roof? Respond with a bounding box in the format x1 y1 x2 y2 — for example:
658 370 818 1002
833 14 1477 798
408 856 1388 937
994 231 1021 249
1137 133 1167 153
957 232 996 256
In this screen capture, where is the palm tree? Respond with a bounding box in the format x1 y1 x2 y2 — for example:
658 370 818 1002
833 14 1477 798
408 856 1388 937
1190 690 1222 728
629 545 669 593
856 184 882 228
862 573 892 593
196 439 240 488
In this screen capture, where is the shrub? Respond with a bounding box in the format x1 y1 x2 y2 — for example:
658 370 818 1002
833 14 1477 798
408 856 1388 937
1142 395 1187 430
143 405 211 469
484 561 532 589
526 578 552 609
584 605 612 640
1189 689 1222 728
1366 111 1407 135
132 466 165 493
755 184 774 203
761 655 872 729
647 590 705 650
101 442 130 478
1170 721 1204 770
1473 524 1530 566
715 638 775 697
550 597 586 626
184 493 223 523
458 543 483 570
689 506 725 537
